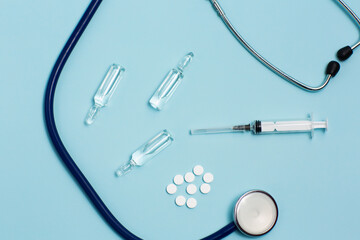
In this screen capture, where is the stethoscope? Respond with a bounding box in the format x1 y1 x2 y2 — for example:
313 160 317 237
44 0 357 239
209 0 360 92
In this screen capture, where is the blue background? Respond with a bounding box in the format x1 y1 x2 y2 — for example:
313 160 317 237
1 0 360 239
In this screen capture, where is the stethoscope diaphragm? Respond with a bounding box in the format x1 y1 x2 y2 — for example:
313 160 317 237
234 190 278 236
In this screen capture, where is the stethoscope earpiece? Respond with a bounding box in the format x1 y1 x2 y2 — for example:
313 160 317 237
326 61 341 78
338 46 354 61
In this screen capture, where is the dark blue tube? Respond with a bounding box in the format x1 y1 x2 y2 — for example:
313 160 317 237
44 1 141 239
43 1 236 239
201 223 237 240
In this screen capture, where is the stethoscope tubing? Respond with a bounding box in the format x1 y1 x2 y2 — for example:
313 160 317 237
44 0 141 239
44 0 235 239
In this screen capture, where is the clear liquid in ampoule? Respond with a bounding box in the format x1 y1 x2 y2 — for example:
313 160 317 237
149 52 194 110
85 64 125 125
115 130 174 177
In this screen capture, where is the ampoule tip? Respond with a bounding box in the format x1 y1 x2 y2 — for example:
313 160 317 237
85 105 101 125
177 52 194 71
115 162 134 177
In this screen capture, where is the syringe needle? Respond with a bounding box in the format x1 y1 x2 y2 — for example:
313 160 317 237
190 125 250 135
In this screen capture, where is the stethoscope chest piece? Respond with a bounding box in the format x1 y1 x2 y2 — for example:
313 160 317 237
234 190 278 237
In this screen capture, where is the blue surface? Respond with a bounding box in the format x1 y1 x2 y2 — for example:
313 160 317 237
1 0 360 239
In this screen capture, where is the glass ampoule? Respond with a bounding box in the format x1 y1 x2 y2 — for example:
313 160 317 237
149 52 194 110
115 130 174 177
85 64 125 125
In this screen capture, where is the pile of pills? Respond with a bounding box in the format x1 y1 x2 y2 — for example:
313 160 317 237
166 165 214 209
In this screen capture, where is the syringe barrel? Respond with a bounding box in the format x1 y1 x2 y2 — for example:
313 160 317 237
255 120 328 135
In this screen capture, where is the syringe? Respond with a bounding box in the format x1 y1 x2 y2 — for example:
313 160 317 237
190 114 328 138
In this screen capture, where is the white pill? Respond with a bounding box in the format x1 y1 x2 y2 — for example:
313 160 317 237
166 184 177 195
200 183 211 194
186 184 197 195
193 165 204 176
186 198 197 209
173 175 184 185
203 173 214 183
185 172 195 183
175 196 186 206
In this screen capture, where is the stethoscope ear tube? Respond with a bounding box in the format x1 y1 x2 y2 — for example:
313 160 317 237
209 0 360 92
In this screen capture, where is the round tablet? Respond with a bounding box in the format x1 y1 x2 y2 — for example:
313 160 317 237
173 175 184 185
203 173 214 183
175 196 186 206
184 172 195 183
200 183 211 194
186 198 197 209
193 165 204 176
186 184 197 195
166 184 177 195
234 191 278 236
